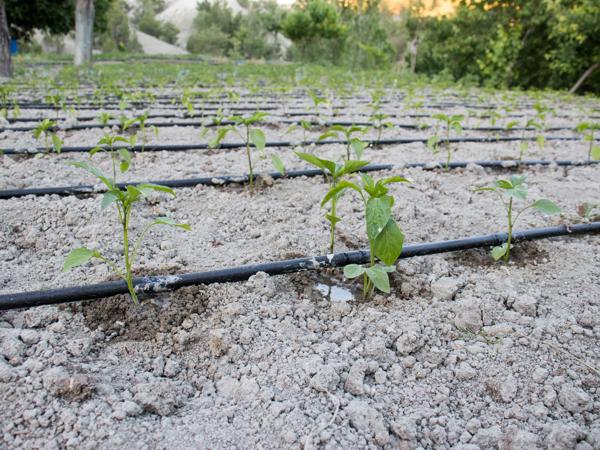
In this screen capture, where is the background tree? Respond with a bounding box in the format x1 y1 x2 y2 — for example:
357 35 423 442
74 0 95 65
0 0 10 77
0 0 111 75
282 0 346 62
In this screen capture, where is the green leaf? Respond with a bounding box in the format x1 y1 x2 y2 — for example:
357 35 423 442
136 183 176 197
427 135 440 152
63 247 100 272
344 264 365 278
100 191 119 210
536 135 545 149
51 134 63 154
118 148 131 173
271 154 285 175
153 217 191 231
68 161 113 189
591 146 600 161
249 128 266 151
496 179 513 189
373 219 404 265
325 212 341 226
491 243 508 261
318 130 339 141
321 180 362 207
296 151 333 173
337 159 369 178
365 266 391 293
381 176 410 185
89 146 104 156
532 199 561 215
209 127 230 148
366 196 392 241
350 138 368 159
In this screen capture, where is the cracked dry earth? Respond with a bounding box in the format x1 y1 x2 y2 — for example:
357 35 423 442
1 90 600 450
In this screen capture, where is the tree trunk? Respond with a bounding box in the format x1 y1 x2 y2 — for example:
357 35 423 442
0 0 11 77
569 62 599 94
74 0 95 66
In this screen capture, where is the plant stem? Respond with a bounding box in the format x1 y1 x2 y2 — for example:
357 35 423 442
504 197 513 262
246 126 254 190
122 207 138 304
329 196 337 254
364 242 375 299
445 124 450 170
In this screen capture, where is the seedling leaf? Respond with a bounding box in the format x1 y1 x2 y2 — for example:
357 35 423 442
344 264 365 278
365 266 390 293
63 247 100 272
271 154 285 175
491 243 509 261
153 217 191 231
250 129 266 151
373 219 404 266
532 199 561 215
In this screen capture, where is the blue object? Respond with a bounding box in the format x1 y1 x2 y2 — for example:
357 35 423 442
9 39 17 55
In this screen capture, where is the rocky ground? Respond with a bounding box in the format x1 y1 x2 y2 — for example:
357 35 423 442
1 89 599 449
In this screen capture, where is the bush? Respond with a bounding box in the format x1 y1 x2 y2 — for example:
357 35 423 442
136 3 180 45
187 0 283 59
100 0 141 52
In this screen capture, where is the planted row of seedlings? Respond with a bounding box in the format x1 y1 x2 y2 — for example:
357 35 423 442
2 120 598 307
2 81 598 307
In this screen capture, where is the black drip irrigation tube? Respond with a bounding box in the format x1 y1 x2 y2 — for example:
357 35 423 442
6 110 599 124
1 135 594 156
1 159 598 200
0 118 578 134
1 222 598 310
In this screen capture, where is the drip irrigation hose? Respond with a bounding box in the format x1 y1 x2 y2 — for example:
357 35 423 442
1 159 598 200
6 111 598 124
0 118 576 134
1 135 594 156
0 222 598 310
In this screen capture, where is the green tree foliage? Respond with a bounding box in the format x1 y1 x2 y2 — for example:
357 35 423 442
6 0 111 39
282 0 346 62
135 0 180 44
411 0 600 92
101 0 141 52
187 0 282 59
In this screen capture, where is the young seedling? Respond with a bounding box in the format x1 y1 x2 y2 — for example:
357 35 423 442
332 174 409 298
527 119 545 152
286 119 313 148
63 162 190 304
33 119 63 153
296 152 369 253
211 111 283 190
577 203 599 222
181 91 196 117
319 125 368 160
575 122 600 161
429 114 464 170
368 92 393 144
475 175 561 262
136 111 158 150
98 112 113 127
308 90 329 122
118 114 138 133
90 133 137 181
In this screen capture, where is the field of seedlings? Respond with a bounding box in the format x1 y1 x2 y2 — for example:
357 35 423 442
1 62 600 449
